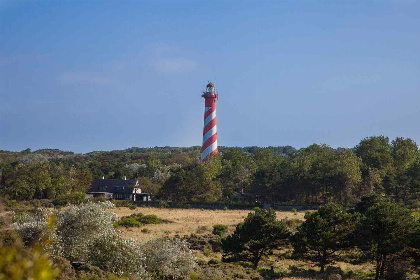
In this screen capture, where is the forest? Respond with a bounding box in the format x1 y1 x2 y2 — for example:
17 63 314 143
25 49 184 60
0 135 419 208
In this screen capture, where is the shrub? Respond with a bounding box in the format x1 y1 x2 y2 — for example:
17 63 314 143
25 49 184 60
212 224 228 237
141 238 197 279
88 234 148 278
158 201 169 208
141 228 150 233
114 213 161 228
5 200 20 210
114 217 142 228
0 245 60 280
13 208 52 246
52 193 86 206
196 225 210 234
281 218 303 232
140 214 160 224
110 200 132 208
128 204 137 210
54 201 117 261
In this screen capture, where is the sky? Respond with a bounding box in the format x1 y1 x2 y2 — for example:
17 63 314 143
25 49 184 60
1 0 419 153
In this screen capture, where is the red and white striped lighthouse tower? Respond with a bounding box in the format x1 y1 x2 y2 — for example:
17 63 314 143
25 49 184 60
201 82 218 162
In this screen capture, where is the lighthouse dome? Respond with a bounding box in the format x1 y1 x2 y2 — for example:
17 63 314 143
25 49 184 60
207 82 214 87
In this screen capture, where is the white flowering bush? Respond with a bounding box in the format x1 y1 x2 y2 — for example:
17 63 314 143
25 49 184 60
13 208 52 246
12 201 200 280
88 233 149 279
152 165 172 184
55 201 117 261
141 238 198 279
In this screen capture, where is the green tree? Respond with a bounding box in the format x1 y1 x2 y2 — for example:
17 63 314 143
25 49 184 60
355 198 415 280
291 144 361 204
222 208 290 268
292 203 357 272
160 154 222 202
355 136 393 196
137 177 161 195
390 138 418 202
355 136 393 174
220 147 256 199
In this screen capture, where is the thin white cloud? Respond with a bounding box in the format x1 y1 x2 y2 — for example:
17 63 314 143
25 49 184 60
0 54 46 65
149 43 198 74
154 57 198 74
57 72 114 86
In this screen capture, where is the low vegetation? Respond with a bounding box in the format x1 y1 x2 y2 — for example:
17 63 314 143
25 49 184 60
114 213 162 228
0 195 419 279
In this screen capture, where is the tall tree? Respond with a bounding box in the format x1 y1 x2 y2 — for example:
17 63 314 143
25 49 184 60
222 208 290 268
292 203 357 272
219 147 256 199
390 138 418 202
355 198 415 280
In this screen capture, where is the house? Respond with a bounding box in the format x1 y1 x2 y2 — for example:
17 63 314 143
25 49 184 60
86 176 151 202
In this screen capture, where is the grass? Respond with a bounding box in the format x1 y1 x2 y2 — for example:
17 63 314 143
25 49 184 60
112 207 307 243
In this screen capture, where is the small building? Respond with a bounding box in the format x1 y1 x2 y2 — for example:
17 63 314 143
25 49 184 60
86 176 151 202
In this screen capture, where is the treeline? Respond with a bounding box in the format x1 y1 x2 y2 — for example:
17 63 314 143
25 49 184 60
0 136 419 206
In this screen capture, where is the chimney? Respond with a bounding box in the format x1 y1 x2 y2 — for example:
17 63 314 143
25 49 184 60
101 176 105 180
122 176 127 180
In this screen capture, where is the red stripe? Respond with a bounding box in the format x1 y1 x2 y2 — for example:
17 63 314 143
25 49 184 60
201 133 217 152
204 106 215 119
202 148 218 162
203 118 217 135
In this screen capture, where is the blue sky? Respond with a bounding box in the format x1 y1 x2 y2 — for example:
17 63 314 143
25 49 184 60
1 0 419 153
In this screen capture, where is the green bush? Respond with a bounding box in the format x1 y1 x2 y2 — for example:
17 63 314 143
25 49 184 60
53 193 86 206
110 200 132 208
128 213 144 219
89 196 108 203
114 213 161 227
158 201 169 208
128 204 137 210
212 224 228 237
114 217 142 228
140 214 161 224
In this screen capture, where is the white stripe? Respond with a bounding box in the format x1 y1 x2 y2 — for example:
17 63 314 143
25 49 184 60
202 125 217 143
201 140 218 161
204 107 212 113
204 110 216 127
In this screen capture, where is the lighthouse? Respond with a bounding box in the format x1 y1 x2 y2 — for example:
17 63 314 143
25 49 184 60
201 82 218 161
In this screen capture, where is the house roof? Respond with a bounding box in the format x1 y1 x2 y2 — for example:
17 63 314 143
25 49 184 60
87 179 137 194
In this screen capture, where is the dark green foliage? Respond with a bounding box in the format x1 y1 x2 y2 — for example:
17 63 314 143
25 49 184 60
212 224 228 237
114 213 161 228
52 193 86 206
159 154 222 202
292 203 358 272
140 214 160 224
0 136 419 206
110 200 132 207
221 208 290 268
114 217 142 228
158 201 169 208
354 197 416 280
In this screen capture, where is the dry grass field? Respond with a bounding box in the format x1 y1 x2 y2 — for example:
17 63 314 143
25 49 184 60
113 207 306 243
